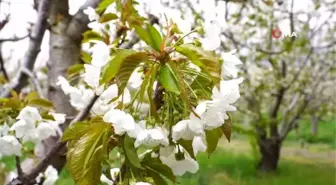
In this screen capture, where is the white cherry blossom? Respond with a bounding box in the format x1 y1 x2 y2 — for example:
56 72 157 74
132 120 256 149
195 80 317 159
172 118 204 141
0 136 22 156
134 126 169 148
90 41 110 67
192 136 207 155
0 123 9 136
202 20 221 51
83 7 99 21
16 106 42 124
221 50 243 78
133 182 151 185
83 64 101 90
10 119 35 138
100 168 120 185
159 145 199 176
103 109 136 136
42 165 58 185
36 122 57 140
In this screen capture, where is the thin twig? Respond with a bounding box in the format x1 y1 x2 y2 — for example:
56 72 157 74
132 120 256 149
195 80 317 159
21 67 45 98
0 35 29 43
15 156 24 179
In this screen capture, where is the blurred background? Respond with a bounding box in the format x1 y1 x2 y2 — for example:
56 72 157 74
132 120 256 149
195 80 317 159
0 0 335 185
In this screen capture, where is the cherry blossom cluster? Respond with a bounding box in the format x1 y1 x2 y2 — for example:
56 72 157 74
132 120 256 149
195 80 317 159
54 3 244 184
0 106 65 184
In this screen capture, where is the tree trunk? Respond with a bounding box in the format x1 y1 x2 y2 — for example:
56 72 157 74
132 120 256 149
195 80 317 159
42 0 78 171
311 115 318 136
258 138 281 172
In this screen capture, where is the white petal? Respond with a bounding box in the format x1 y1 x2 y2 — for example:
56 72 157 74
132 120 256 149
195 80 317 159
91 42 110 67
0 136 22 156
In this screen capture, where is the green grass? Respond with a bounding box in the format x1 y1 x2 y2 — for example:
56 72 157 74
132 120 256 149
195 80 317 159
52 145 335 185
286 118 336 148
177 149 335 185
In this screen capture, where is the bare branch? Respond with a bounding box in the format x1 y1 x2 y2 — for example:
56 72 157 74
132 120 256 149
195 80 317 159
0 0 51 98
21 67 45 98
0 35 29 43
0 43 9 81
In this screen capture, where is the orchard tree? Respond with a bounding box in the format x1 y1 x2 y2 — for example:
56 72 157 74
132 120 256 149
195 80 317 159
0 0 244 184
146 0 335 172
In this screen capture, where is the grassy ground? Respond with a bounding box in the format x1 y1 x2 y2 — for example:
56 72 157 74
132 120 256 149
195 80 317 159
178 140 335 185
2 120 335 185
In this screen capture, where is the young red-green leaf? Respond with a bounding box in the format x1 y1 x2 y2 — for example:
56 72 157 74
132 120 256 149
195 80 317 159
81 51 92 64
82 31 104 43
101 49 136 83
189 72 213 100
28 98 54 109
175 44 221 82
67 122 111 185
67 64 84 77
99 13 118 23
24 91 40 103
205 127 223 157
62 122 90 142
134 24 162 52
158 64 180 95
115 52 148 95
123 134 141 168
96 0 116 14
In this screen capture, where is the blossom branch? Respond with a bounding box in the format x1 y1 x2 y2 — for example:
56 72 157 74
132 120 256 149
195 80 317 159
7 95 100 185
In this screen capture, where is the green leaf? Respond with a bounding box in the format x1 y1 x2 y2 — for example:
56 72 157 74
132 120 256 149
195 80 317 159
97 0 115 14
147 169 168 185
67 64 84 77
83 31 104 43
67 122 111 185
134 24 162 51
190 73 213 99
115 52 148 95
81 51 92 64
177 139 196 159
167 61 192 112
24 91 40 102
158 64 180 95
221 117 232 142
28 98 54 109
123 134 141 168
99 13 118 23
142 157 175 182
175 44 221 82
205 128 223 157
102 49 136 83
62 122 90 142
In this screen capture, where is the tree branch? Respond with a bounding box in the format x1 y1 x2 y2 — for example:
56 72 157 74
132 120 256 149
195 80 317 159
0 35 29 43
0 43 9 81
0 0 51 98
21 67 45 98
